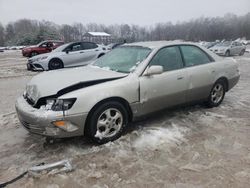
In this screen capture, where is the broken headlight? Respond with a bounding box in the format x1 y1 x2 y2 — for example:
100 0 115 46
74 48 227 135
46 98 76 111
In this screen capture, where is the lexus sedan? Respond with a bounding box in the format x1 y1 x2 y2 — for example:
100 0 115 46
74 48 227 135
210 41 246 56
16 41 240 144
27 42 107 71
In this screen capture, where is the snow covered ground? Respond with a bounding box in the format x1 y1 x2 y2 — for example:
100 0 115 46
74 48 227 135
0 50 250 188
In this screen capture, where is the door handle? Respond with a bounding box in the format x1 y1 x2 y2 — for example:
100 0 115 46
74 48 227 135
95 49 99 51
177 77 184 80
79 51 84 53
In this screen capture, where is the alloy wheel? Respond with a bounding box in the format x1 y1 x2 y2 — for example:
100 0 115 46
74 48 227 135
96 108 123 139
211 83 224 104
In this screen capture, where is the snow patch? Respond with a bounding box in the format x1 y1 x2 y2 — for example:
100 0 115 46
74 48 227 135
132 124 189 150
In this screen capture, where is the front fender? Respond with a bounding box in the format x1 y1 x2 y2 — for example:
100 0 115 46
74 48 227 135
61 74 139 115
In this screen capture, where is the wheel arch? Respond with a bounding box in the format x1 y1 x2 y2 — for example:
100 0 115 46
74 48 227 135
97 53 105 58
215 77 229 92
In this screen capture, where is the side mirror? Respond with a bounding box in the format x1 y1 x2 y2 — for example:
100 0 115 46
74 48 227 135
144 65 163 76
65 50 69 54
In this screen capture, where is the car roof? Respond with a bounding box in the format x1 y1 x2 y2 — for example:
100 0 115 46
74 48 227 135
43 40 64 43
123 40 197 49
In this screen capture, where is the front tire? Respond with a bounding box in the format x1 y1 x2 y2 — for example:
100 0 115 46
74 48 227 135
86 101 128 144
206 80 226 108
239 49 245 56
48 59 64 70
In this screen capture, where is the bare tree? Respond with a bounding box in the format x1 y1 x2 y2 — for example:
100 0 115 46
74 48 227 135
1 12 250 46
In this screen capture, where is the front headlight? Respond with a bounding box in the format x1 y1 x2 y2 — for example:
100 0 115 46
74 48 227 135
46 98 76 111
40 56 48 60
33 56 48 62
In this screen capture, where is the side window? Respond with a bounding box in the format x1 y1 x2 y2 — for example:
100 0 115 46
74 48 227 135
40 42 47 48
47 42 53 48
82 42 98 50
65 43 83 52
180 45 211 67
150 46 183 71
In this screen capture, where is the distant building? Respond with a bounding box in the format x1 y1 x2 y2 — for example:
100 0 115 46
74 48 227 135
83 32 112 44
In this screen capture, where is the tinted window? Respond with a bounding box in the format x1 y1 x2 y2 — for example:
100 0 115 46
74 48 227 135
64 43 83 52
237 42 242 46
180 45 211 67
150 46 183 71
232 42 237 46
47 42 53 47
83 42 98 50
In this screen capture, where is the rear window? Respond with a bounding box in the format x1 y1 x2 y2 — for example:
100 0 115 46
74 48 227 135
83 42 98 50
180 45 211 67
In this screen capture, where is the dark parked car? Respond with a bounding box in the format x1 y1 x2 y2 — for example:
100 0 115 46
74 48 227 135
22 40 64 57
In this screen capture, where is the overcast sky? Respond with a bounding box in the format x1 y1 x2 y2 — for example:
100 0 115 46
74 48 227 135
0 0 249 26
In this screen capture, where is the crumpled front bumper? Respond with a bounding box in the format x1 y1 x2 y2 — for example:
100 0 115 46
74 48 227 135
15 96 88 138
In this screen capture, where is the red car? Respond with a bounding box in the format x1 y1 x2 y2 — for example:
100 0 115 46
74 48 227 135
22 40 64 57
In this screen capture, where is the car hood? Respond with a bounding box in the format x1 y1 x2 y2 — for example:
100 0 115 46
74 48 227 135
29 53 51 61
26 66 127 104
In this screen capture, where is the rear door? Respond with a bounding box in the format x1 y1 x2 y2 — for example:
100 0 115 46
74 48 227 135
139 46 188 114
60 42 84 67
236 42 244 54
72 42 100 66
230 42 239 55
180 45 215 102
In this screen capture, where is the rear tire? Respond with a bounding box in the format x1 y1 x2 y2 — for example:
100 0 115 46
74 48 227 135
48 59 64 70
85 101 128 144
225 50 230 57
206 80 226 108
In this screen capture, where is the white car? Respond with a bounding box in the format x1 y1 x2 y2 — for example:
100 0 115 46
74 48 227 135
27 42 108 71
210 41 246 56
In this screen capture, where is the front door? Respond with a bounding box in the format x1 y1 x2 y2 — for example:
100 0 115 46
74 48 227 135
139 46 188 115
61 42 84 67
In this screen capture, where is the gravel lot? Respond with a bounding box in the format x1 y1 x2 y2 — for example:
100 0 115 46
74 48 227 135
0 50 250 188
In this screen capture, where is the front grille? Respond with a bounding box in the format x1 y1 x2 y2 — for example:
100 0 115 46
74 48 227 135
33 64 44 70
20 120 45 135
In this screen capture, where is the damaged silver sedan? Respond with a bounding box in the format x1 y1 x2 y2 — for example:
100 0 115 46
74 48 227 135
16 41 240 144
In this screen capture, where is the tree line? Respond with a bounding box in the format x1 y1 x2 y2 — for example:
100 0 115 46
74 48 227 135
0 12 249 46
